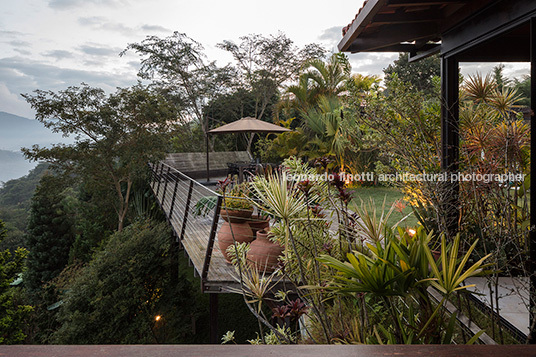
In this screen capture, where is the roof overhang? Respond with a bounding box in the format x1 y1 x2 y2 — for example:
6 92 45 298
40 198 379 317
338 0 493 58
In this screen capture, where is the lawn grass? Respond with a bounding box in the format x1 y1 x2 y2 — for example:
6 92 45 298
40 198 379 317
349 186 419 229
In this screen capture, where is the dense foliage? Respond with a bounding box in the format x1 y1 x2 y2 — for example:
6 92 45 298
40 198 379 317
0 220 32 344
22 84 180 232
383 53 440 96
0 163 49 253
24 174 75 293
51 221 199 344
2 24 531 345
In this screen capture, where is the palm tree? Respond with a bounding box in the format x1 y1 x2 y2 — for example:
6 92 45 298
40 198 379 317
305 53 351 99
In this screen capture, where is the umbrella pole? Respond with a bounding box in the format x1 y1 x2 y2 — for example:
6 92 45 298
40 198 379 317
206 132 210 182
246 132 255 161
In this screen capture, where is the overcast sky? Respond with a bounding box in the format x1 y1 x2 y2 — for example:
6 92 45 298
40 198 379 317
0 0 530 118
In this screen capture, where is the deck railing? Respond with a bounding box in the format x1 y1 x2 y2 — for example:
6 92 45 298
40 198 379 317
150 162 223 289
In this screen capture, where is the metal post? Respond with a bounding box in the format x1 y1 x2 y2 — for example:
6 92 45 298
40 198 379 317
440 55 460 237
529 17 536 344
202 195 223 283
161 166 171 214
168 174 179 222
170 230 179 285
209 293 219 344
180 180 194 241
148 163 155 190
155 163 164 200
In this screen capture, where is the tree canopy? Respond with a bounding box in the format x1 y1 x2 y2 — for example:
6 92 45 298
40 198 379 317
0 220 32 344
51 221 199 344
383 53 440 96
25 174 75 293
22 84 179 231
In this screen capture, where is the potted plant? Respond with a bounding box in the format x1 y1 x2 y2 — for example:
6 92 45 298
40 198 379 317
217 178 255 262
220 197 253 223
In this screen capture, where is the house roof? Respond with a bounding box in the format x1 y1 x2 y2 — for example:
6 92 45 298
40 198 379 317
338 0 494 55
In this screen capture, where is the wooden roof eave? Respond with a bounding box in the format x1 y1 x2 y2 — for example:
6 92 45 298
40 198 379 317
338 0 389 52
338 0 479 54
345 22 440 53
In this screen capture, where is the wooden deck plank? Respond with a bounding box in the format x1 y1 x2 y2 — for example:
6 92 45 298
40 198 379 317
151 163 284 292
6 344 535 356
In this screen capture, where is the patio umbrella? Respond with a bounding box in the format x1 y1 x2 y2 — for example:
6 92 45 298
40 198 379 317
205 117 292 181
208 116 292 134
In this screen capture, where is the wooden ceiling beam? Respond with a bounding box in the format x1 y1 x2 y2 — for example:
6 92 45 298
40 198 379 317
387 0 466 7
346 22 439 52
374 9 444 24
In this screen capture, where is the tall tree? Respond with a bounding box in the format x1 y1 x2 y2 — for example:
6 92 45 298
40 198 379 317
51 221 199 344
217 32 326 121
0 220 32 344
22 84 179 232
304 53 351 99
122 32 235 134
25 174 75 293
384 53 440 96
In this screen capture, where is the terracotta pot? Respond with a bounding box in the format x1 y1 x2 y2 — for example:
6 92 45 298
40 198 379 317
220 208 253 223
218 221 254 263
248 214 270 236
247 229 284 273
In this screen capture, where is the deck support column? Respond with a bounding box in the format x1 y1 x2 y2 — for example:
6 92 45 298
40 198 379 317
440 55 460 238
209 293 219 344
529 16 536 344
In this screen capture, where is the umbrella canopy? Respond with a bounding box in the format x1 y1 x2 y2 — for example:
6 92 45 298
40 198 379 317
208 116 291 134
204 117 292 182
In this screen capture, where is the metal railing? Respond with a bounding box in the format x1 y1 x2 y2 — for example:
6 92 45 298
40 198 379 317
149 162 223 288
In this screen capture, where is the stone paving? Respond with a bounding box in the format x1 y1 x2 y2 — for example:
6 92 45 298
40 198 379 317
465 277 529 336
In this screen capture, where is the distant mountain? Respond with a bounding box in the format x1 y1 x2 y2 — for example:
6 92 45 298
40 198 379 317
0 149 36 185
0 111 74 183
0 111 74 151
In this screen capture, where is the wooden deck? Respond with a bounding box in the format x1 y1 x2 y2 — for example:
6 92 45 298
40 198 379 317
150 162 241 293
3 344 535 356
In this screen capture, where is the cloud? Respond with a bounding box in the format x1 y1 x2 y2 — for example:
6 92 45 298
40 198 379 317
13 48 32 56
347 52 398 77
1 56 136 89
78 44 122 57
48 0 126 10
460 62 529 80
0 83 34 118
77 16 106 26
140 24 172 33
78 17 171 37
42 50 74 60
9 40 31 48
78 17 134 35
0 30 26 38
0 56 138 116
319 26 342 43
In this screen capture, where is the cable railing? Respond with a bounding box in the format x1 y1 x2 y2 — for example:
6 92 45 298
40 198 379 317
150 162 222 288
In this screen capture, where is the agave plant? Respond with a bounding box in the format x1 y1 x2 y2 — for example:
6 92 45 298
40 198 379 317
317 226 493 344
462 73 497 104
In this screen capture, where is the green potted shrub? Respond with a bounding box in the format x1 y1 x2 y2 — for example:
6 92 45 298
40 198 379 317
217 178 255 262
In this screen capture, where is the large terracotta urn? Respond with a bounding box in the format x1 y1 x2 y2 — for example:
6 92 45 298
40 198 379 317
248 213 270 236
218 217 254 263
247 229 283 273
